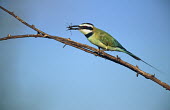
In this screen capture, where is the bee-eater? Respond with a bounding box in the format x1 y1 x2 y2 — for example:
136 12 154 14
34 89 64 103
67 23 159 71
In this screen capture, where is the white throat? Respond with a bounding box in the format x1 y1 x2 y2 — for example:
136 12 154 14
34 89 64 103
79 29 92 35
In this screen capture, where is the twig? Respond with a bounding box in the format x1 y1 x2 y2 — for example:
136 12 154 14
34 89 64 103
0 6 170 91
0 6 48 36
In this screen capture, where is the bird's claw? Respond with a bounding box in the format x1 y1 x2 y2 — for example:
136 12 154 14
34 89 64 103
97 48 105 55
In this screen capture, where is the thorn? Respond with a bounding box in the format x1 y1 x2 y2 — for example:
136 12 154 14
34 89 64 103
136 65 139 68
136 73 139 77
136 65 139 77
63 38 71 48
34 32 41 38
63 44 67 48
32 25 35 28
37 32 40 35
151 74 155 77
116 55 121 61
67 38 71 41
16 16 19 19
116 55 119 59
43 34 48 37
7 34 11 37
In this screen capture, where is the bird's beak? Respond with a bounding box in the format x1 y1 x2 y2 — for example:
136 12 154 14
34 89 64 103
67 25 80 30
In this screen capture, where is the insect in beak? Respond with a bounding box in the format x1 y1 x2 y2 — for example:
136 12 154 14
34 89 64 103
67 25 80 30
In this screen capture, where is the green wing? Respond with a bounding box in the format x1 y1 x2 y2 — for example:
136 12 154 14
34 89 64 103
97 28 126 50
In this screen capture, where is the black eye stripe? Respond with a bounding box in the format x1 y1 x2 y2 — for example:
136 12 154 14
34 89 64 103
80 26 93 30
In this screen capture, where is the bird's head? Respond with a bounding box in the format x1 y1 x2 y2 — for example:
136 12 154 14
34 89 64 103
67 23 94 35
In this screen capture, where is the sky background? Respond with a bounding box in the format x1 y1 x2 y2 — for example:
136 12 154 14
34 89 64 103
0 0 170 110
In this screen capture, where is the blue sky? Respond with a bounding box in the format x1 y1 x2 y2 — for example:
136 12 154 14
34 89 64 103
0 0 170 110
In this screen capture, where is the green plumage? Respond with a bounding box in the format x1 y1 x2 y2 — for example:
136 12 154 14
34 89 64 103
88 27 141 60
67 23 160 72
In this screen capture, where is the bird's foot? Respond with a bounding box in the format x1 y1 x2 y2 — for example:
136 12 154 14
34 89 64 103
96 47 104 55
97 49 105 55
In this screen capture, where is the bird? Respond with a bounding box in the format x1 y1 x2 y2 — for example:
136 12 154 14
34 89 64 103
67 23 159 71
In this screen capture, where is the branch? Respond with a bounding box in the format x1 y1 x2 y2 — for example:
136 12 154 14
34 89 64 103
0 6 170 91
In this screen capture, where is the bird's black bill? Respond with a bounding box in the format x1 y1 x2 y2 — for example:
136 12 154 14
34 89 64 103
67 25 80 30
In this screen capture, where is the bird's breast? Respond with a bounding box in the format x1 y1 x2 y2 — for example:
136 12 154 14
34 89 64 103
87 34 100 45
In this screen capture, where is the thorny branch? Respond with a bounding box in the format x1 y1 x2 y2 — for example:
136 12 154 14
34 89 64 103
0 6 170 91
